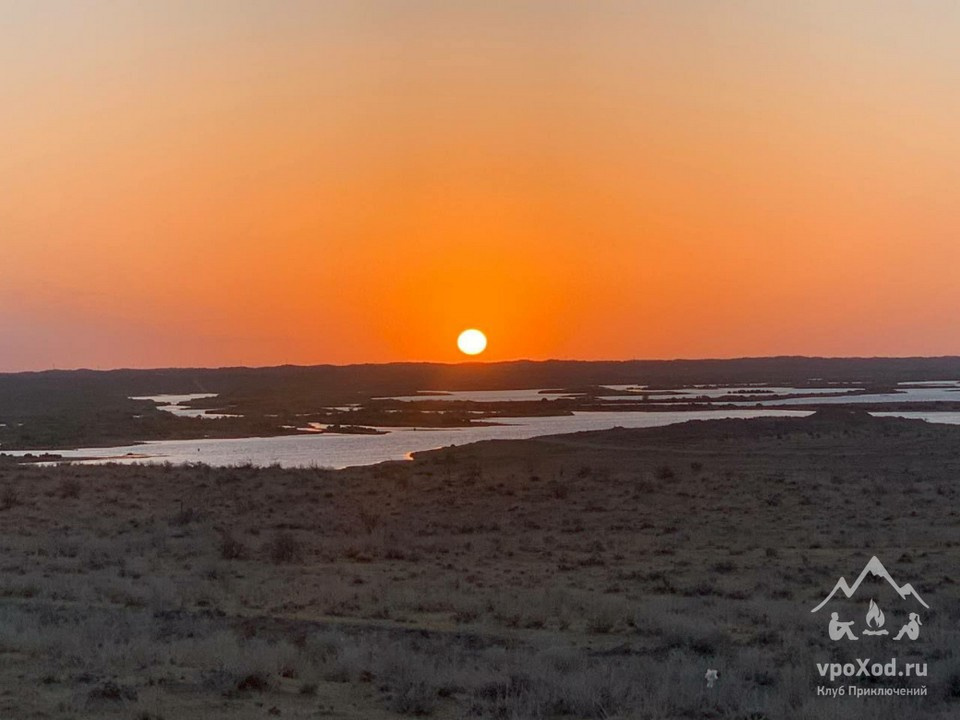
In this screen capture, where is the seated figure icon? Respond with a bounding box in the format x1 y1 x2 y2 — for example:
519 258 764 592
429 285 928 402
828 612 858 641
893 613 922 641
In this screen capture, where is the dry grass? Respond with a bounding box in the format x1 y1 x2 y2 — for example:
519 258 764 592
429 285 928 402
0 413 958 718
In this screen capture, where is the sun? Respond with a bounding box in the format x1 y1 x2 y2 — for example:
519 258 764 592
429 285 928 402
457 328 487 356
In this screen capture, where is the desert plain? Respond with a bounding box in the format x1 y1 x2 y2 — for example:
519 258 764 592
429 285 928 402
0 410 957 719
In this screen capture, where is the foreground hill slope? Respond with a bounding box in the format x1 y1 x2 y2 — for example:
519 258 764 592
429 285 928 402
0 412 957 718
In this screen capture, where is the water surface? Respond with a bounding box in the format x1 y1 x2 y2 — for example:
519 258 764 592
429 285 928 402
18 409 809 468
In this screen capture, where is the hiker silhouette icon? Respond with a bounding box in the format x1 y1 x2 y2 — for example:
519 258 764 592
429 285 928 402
893 613 922 641
828 612 858 641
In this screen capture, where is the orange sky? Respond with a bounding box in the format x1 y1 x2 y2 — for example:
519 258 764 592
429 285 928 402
2 1 959 371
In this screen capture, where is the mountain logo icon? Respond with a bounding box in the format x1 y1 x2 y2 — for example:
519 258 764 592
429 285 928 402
811 556 929 614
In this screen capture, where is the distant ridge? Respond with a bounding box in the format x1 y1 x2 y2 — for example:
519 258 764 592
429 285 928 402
811 556 929 613
5 356 960 395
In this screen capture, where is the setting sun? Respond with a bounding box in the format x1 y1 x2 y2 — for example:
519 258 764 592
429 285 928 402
457 329 488 356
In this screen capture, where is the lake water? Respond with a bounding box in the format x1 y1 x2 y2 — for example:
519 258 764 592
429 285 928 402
725 386 960 406
130 394 239 419
39 383 959 468
384 389 581 402
383 384 960 406
16 409 810 469
384 386 862 402
872 411 960 423
596 386 865 401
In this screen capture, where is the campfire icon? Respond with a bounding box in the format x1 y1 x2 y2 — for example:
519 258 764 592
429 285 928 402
862 599 888 636
812 556 928 642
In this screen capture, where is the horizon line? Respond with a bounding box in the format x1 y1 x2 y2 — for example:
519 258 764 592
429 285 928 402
3 354 960 378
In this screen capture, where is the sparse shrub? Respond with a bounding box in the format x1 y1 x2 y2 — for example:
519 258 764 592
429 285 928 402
711 560 737 574
751 669 777 686
463 465 481 485
171 504 202 526
690 461 703 472
587 616 614 634
234 672 271 693
219 530 248 560
0 487 19 511
268 532 304 563
343 546 373 562
383 546 408 560
586 605 618 634
752 629 780 647
453 608 480 624
359 508 380 534
390 679 437 715
655 465 675 480
688 630 725 656
548 480 569 499
58 478 81 499
684 581 718 597
632 478 654 494
87 681 137 703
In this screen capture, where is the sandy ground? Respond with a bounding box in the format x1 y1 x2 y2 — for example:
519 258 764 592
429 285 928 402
0 409 957 718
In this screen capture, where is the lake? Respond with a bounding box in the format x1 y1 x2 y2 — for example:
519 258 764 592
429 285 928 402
14 382 960 469
17 409 810 468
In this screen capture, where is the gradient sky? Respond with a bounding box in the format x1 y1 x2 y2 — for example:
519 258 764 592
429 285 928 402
2 1 959 370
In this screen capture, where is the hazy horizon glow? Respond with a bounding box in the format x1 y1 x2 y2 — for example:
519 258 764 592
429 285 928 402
2 1 959 371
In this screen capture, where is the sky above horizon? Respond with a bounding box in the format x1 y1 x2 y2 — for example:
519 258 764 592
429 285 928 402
2 1 959 371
